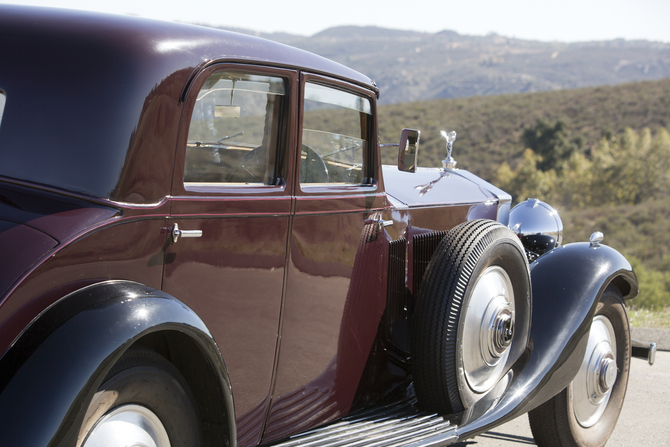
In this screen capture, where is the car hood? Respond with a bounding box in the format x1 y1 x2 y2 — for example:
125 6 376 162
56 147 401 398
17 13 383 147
382 166 506 208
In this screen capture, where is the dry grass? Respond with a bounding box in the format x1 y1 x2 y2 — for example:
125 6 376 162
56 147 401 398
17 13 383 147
628 307 670 329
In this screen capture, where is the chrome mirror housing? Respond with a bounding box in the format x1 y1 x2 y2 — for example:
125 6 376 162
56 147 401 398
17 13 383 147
509 199 563 258
398 128 420 172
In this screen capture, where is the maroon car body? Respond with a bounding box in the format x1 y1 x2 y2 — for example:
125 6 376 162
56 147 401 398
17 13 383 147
0 5 642 447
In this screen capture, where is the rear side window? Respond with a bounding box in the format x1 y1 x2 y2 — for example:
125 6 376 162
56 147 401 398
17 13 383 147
301 83 372 185
0 91 5 130
184 73 287 185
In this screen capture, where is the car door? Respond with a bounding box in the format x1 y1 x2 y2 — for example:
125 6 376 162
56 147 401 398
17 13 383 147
162 64 298 447
262 74 391 443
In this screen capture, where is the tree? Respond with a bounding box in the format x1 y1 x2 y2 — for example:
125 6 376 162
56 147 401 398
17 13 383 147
493 149 558 204
522 119 581 172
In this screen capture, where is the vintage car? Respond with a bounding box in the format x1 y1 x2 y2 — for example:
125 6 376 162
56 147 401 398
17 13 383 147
0 5 656 447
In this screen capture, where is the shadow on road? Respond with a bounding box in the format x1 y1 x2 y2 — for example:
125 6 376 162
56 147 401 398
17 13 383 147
451 430 536 446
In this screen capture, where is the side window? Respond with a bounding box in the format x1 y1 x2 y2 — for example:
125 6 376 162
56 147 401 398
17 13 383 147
301 83 372 185
0 91 5 130
185 73 287 185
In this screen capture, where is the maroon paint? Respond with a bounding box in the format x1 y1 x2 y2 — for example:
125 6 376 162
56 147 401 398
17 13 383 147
0 217 168 356
0 222 57 300
162 212 289 447
161 63 300 447
262 73 389 442
382 166 497 207
264 210 389 443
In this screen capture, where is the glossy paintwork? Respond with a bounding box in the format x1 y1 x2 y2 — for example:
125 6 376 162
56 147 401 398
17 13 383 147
0 182 119 243
0 281 234 447
163 211 289 447
382 167 496 207
265 208 388 442
0 222 56 299
0 217 168 357
0 183 120 306
163 62 299 447
261 73 390 442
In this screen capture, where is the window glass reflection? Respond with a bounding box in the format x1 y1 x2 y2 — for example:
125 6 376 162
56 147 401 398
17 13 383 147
185 73 286 185
0 92 6 130
301 83 371 185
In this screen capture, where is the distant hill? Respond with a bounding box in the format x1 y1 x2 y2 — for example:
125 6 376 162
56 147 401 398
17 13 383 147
377 77 670 179
198 24 670 105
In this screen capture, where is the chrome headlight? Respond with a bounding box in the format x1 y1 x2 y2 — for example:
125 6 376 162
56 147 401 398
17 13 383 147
509 199 563 258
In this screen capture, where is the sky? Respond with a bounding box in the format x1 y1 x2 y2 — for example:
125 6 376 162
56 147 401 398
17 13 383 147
5 0 670 43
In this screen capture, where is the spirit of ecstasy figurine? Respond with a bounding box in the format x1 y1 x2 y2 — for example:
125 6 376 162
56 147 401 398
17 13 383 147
441 130 457 170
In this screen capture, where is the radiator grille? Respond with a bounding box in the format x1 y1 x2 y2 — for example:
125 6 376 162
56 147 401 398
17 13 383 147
386 238 407 323
412 231 447 298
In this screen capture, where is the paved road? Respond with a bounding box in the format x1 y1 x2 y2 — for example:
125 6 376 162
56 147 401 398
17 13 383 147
452 350 670 446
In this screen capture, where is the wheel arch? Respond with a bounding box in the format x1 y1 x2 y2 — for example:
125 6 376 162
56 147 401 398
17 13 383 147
0 280 236 447
454 241 638 441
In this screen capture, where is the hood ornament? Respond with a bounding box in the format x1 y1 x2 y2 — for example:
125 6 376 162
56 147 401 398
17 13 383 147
441 130 457 170
414 171 451 197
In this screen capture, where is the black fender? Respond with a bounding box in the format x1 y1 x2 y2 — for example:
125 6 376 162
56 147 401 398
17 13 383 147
455 242 637 439
0 280 236 447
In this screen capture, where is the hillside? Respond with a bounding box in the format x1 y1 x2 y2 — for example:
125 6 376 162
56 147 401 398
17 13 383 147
381 78 670 310
562 198 670 270
203 24 670 105
562 198 670 310
377 78 670 179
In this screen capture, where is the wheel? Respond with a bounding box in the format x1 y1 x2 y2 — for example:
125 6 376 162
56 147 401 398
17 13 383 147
412 219 531 414
528 287 630 447
78 347 202 447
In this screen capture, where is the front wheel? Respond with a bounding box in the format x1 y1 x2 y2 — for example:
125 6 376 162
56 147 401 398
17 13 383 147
529 287 631 447
78 347 202 447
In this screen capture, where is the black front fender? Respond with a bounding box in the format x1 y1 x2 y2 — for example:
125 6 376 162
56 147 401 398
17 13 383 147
0 280 235 447
456 242 637 439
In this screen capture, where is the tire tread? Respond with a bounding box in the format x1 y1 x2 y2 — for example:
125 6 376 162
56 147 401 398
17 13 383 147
412 219 526 414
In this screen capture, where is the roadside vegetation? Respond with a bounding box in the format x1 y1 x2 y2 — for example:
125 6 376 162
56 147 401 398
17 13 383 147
378 78 670 311
629 307 670 329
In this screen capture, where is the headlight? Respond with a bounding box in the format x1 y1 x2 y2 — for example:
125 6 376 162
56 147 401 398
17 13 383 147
508 199 563 259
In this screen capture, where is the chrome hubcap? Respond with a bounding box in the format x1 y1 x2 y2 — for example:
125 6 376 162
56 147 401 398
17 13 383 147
462 266 515 393
82 404 171 447
572 315 617 427
487 305 515 358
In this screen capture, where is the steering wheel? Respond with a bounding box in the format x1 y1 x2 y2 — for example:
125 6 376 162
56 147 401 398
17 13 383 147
300 144 329 183
227 145 267 183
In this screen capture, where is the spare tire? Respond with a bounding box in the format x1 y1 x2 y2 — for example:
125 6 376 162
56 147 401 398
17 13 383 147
412 219 531 414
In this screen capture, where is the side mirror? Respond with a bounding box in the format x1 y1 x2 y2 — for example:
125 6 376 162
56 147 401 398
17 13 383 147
398 128 420 172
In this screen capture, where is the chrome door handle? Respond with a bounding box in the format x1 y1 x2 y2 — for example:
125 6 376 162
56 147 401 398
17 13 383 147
172 223 203 243
365 216 394 231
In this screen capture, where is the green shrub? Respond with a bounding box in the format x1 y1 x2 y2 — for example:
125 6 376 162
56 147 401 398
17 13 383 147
623 255 670 310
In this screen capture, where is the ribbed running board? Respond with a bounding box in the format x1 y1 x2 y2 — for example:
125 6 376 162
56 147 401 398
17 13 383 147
265 399 457 447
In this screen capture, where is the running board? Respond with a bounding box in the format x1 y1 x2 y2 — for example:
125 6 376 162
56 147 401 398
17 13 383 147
265 400 458 447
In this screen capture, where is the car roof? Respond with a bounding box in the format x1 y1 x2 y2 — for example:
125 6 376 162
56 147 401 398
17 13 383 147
0 5 375 203
0 5 374 88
